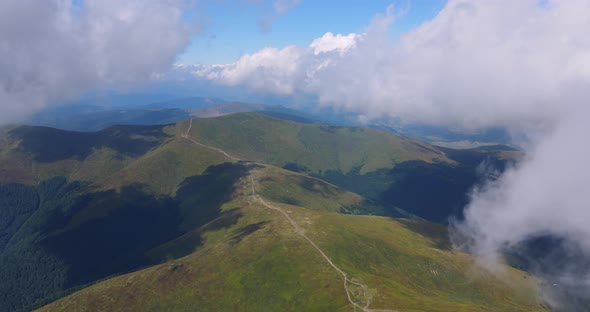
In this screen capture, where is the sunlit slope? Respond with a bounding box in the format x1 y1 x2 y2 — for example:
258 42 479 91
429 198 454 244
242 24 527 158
254 165 370 213
1 115 536 311
0 159 363 311
0 124 177 186
182 113 519 222
0 124 236 311
38 166 547 312
1 114 509 223
0 123 232 194
185 112 451 175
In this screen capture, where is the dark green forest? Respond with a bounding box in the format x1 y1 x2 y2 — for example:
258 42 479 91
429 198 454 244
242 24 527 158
0 163 252 312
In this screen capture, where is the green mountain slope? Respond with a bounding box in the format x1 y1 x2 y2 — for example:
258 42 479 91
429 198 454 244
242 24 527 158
0 113 527 311
0 124 177 186
184 113 518 222
0 120 371 310
37 165 546 312
186 113 450 175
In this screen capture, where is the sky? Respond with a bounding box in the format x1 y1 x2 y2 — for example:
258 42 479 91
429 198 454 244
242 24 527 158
2 1 590 309
179 0 446 64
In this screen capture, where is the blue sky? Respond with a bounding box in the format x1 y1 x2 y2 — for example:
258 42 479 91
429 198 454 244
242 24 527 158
179 0 446 64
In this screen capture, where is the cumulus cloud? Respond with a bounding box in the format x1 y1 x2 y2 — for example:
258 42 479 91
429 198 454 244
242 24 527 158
192 28 361 94
0 0 190 124
310 32 359 55
194 0 590 307
196 1 590 128
202 46 306 94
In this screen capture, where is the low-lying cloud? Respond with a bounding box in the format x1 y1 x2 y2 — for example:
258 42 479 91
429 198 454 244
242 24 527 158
192 0 590 308
0 0 190 125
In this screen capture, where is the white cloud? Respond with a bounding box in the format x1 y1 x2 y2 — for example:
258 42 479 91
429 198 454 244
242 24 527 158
193 1 590 305
198 1 590 128
0 0 190 124
310 32 359 55
203 46 306 94
192 30 362 94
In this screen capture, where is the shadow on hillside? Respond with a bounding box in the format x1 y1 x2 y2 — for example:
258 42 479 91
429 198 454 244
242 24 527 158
398 219 452 250
0 162 263 311
380 160 478 223
314 160 478 223
9 124 172 162
41 162 261 287
230 221 269 245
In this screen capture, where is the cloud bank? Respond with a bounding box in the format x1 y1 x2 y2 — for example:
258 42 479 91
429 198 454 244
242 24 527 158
192 0 590 307
195 1 590 129
0 0 190 124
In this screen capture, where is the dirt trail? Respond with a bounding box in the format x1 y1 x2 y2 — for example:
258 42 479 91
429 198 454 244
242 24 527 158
250 175 375 311
182 118 238 161
183 118 397 312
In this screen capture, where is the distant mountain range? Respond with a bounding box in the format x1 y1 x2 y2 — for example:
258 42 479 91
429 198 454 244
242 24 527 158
30 94 512 148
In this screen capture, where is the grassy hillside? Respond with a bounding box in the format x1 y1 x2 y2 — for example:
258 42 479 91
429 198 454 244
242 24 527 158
0 122 234 311
0 163 251 312
37 165 547 312
184 113 519 222
0 124 178 186
0 113 521 224
0 122 231 195
0 114 529 311
187 113 450 175
254 165 378 214
0 162 375 312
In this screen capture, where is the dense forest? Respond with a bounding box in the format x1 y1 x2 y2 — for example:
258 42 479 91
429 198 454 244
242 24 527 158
0 163 252 312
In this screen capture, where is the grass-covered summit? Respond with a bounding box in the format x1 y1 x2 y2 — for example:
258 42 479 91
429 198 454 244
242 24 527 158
185 112 451 174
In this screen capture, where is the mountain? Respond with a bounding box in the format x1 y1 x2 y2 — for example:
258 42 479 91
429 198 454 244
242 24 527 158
31 93 512 149
0 113 539 311
183 113 520 222
29 96 226 132
28 108 190 132
37 168 545 312
144 96 226 109
189 101 318 124
29 98 313 132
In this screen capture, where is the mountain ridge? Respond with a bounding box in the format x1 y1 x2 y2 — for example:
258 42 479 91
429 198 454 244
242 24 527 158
0 112 534 311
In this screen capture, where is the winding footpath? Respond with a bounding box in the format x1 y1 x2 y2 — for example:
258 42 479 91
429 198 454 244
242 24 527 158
182 118 396 312
183 118 238 161
249 175 373 311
